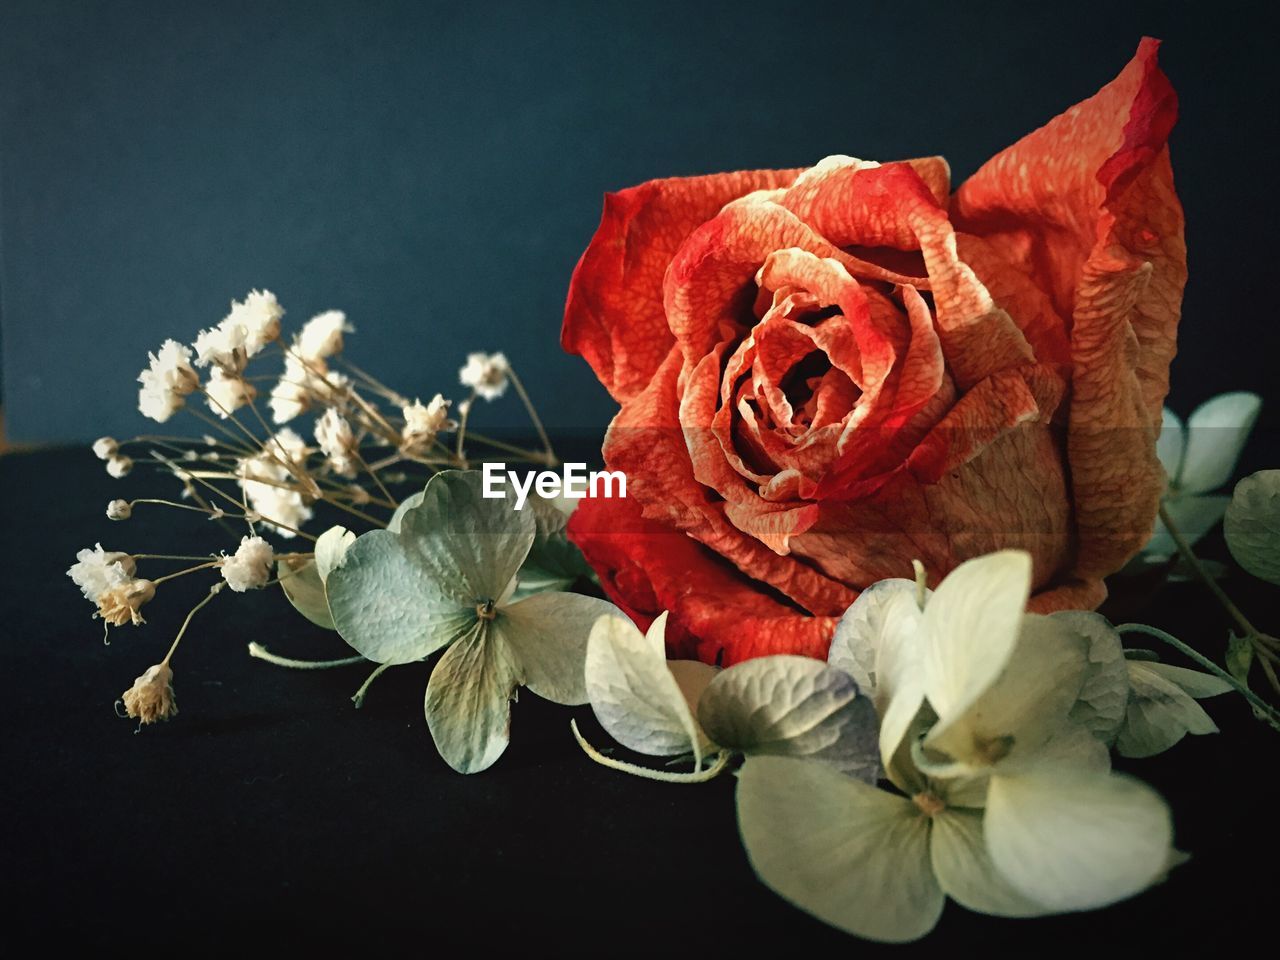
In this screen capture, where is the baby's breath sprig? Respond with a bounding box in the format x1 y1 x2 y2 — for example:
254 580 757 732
73 289 558 727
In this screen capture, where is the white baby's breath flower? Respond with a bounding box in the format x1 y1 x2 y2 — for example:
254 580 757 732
193 320 248 371
220 535 275 592
268 427 310 467
92 437 118 460
68 545 136 602
106 499 132 521
137 340 199 423
296 310 352 361
204 368 257 418
235 453 313 538
315 407 359 478
268 355 348 423
121 662 178 725
106 455 134 479
400 394 456 456
226 289 284 356
459 351 510 401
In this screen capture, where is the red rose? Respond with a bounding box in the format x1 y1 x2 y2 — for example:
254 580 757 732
562 40 1184 666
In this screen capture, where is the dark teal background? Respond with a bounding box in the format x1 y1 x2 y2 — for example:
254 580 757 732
1 1 1275 444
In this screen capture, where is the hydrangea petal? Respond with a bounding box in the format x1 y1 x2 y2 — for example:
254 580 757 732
498 592 619 706
930 808 1049 918
584 613 708 763
423 624 520 774
1179 392 1263 495
920 551 1032 724
737 756 943 943
985 769 1173 912
1224 470 1280 584
696 656 879 780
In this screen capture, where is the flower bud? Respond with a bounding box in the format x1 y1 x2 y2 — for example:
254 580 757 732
106 499 132 521
92 437 119 460
106 455 134 478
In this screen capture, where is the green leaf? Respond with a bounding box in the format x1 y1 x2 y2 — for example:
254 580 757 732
424 622 520 774
696 656 878 781
511 495 593 600
497 591 618 705
1224 470 1280 584
736 756 943 943
584 612 710 765
984 769 1172 912
277 558 336 630
1115 660 1222 758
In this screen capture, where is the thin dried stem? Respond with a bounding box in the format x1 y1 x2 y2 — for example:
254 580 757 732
506 366 556 465
570 720 731 783
162 583 223 666
247 642 366 670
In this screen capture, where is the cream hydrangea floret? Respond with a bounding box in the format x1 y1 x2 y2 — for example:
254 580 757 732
737 551 1175 943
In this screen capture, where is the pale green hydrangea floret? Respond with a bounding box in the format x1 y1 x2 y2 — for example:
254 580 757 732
324 470 617 774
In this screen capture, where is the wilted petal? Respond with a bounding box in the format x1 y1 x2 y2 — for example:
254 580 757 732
563 168 802 402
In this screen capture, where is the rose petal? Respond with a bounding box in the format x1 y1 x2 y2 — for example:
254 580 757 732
567 492 838 664
562 168 802 403
952 40 1184 577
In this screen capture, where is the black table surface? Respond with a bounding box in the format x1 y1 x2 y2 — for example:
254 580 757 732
3 446 1275 952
